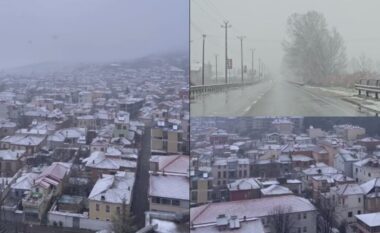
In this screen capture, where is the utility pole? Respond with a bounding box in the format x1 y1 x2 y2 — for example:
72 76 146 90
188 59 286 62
221 21 231 84
251 48 255 80
258 58 261 80
201 34 206 86
215 54 218 84
237 36 245 83
262 63 265 79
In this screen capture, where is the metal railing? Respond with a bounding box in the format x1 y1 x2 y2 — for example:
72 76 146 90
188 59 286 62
190 80 258 98
355 79 380 98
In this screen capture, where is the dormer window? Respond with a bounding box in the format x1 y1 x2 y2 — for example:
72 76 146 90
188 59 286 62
101 195 105 201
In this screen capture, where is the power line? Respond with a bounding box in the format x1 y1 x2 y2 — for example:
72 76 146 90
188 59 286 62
191 21 204 35
203 0 227 21
192 0 222 27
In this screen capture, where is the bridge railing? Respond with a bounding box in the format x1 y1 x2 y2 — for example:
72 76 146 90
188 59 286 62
355 79 380 98
190 81 258 98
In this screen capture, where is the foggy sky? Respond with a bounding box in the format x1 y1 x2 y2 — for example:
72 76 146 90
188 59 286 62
0 0 188 70
191 0 380 77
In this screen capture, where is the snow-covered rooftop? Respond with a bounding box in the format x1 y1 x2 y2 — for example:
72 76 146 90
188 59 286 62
149 175 189 200
89 172 135 204
190 195 316 226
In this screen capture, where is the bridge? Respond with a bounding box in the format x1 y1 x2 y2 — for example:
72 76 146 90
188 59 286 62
190 80 259 98
355 79 380 99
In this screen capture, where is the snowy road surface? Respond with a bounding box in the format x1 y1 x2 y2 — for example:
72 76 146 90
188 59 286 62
191 80 371 116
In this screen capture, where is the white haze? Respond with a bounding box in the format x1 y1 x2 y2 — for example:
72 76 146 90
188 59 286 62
191 0 380 77
0 0 189 70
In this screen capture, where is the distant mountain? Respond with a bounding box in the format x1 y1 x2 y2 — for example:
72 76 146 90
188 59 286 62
3 61 86 76
2 50 189 76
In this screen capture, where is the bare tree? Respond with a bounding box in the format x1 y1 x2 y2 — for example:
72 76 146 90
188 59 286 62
317 195 337 233
268 205 296 233
282 11 347 85
112 198 137 233
350 54 374 74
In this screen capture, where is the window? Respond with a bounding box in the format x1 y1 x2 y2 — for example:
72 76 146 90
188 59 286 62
96 204 99 211
191 191 197 202
191 180 198 189
152 197 160 204
162 198 171 205
369 173 372 177
298 213 301 220
106 205 110 213
358 210 361 215
116 207 120 214
172 199 180 206
303 213 307 219
358 197 361 203
303 226 307 232
348 212 353 218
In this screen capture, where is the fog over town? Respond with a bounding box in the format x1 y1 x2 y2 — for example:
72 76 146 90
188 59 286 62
0 1 190 233
0 0 188 70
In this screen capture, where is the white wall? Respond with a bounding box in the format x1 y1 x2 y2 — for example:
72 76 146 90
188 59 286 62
48 211 112 231
353 164 380 183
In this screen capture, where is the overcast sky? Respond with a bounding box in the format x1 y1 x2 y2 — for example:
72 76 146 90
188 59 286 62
0 0 188 69
191 0 380 77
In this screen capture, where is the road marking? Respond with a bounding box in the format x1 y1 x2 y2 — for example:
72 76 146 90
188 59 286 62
298 85 358 115
243 80 274 114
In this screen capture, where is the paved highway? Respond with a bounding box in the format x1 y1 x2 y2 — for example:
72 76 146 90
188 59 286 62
191 80 371 116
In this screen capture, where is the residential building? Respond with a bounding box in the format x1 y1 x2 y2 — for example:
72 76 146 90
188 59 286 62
355 212 380 233
353 157 380 183
151 121 184 154
190 195 318 233
190 171 213 206
227 178 261 201
360 178 380 213
88 172 135 221
0 150 25 176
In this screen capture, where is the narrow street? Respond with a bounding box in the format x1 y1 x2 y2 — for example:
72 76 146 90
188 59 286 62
131 126 151 228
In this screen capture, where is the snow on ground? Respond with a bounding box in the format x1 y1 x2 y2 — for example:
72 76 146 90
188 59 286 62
305 85 356 97
305 85 380 113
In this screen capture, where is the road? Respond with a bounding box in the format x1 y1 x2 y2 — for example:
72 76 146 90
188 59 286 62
191 80 371 116
131 126 151 228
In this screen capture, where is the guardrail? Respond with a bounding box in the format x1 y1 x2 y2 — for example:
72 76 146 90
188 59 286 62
190 81 258 98
287 80 305 86
355 79 380 99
